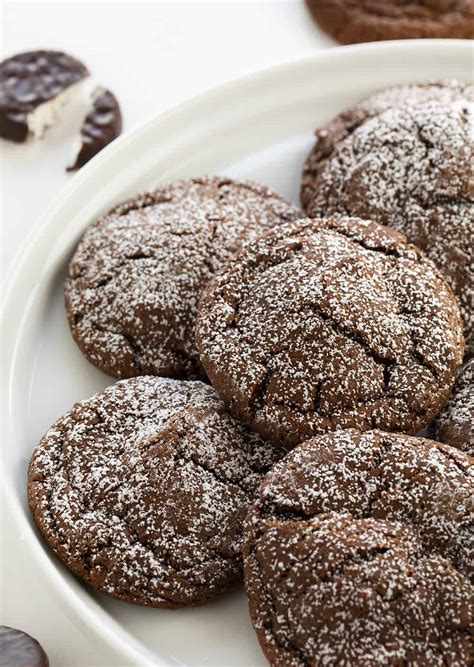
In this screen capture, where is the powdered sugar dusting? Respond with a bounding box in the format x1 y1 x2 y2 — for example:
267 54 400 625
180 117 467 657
197 216 464 448
243 430 474 666
65 176 302 380
303 84 473 352
301 79 473 208
28 376 284 607
430 358 474 456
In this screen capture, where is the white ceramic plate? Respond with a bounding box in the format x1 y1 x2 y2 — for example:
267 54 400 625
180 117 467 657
2 40 472 667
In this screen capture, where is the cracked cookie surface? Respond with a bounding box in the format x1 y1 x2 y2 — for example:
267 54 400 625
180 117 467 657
301 80 473 210
243 429 474 666
65 176 302 380
196 217 464 448
305 0 474 44
28 377 284 607
303 90 474 353
429 358 474 456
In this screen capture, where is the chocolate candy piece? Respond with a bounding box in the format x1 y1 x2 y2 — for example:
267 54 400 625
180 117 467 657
0 626 49 667
0 50 89 142
67 87 122 170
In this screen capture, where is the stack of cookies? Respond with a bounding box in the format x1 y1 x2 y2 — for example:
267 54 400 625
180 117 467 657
28 81 473 666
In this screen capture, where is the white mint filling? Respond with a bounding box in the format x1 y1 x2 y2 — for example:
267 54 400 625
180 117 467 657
26 78 91 139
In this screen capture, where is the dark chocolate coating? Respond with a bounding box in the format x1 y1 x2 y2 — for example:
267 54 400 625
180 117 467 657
0 626 49 667
68 87 122 170
0 50 88 142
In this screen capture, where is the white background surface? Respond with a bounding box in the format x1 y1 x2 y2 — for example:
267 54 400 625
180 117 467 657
1 2 333 665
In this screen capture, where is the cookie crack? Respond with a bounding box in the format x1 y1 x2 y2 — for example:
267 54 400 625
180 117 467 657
70 253 157 291
250 533 398 664
364 435 395 517
247 302 396 419
172 446 250 496
433 443 473 476
83 323 145 373
322 225 414 261
250 366 273 417
305 301 395 367
416 122 436 159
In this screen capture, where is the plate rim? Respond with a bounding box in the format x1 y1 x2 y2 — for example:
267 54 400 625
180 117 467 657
2 39 472 666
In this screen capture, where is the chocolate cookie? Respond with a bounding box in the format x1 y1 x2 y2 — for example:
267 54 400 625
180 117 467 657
301 80 472 209
305 0 474 44
243 430 474 666
28 377 284 607
65 177 302 380
429 359 474 456
304 92 474 353
0 50 89 142
0 626 49 667
196 217 464 448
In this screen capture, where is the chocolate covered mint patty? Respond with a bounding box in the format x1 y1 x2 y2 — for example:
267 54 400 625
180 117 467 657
302 85 474 352
429 359 474 456
65 177 302 380
28 377 284 607
0 626 49 667
0 50 89 142
196 217 464 448
305 0 474 45
243 430 474 666
67 87 122 171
